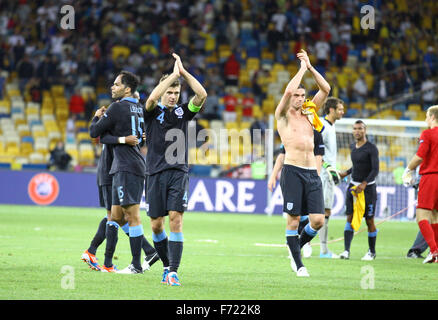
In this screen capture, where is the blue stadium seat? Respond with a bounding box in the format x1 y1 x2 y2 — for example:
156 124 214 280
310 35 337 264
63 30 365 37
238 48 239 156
393 103 407 112
22 136 34 143
190 165 212 177
345 109 359 118
394 156 407 167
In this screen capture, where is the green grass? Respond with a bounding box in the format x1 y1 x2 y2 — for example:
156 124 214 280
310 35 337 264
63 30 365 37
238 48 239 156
0 204 437 300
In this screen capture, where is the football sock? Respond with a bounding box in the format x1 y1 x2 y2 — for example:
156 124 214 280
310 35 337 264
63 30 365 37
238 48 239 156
299 223 318 248
121 223 155 256
88 216 107 255
169 232 184 273
286 230 304 270
344 221 354 252
121 223 130 235
431 224 438 251
142 237 157 256
319 216 329 254
153 230 169 268
298 215 308 234
368 230 378 254
104 221 119 267
129 225 144 270
418 220 438 253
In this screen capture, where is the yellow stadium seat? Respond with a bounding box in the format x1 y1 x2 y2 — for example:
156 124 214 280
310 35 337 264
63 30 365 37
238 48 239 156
29 152 46 164
75 120 87 129
246 58 260 70
364 102 377 111
389 145 402 157
7 89 21 98
33 130 47 138
112 45 131 60
0 155 14 164
408 104 422 112
6 145 20 156
51 85 65 97
262 99 275 114
77 132 91 143
20 142 33 156
239 122 251 130
79 149 95 166
197 119 210 129
225 122 238 130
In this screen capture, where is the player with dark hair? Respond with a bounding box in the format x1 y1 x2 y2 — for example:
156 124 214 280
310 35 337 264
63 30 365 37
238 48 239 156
403 105 438 263
82 94 159 272
339 120 379 260
89 70 147 274
268 129 325 258
319 97 344 258
144 53 207 285
274 49 331 277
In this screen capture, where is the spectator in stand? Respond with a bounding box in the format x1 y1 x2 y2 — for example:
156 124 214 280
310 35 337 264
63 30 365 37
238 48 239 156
36 54 57 90
203 89 221 121
223 90 238 123
335 40 349 67
352 74 368 104
224 53 240 87
84 92 97 121
421 79 436 110
242 91 255 121
250 114 268 146
16 54 34 94
315 35 330 68
48 141 72 171
69 89 85 116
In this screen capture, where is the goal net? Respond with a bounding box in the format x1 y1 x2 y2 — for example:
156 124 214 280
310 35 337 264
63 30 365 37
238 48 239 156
334 118 427 220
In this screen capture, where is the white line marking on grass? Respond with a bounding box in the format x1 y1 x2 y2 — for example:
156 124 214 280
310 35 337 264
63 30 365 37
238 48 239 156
196 239 219 243
254 243 286 248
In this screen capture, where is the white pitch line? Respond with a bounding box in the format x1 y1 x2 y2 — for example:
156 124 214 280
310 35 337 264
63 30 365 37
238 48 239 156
196 239 219 243
254 243 286 248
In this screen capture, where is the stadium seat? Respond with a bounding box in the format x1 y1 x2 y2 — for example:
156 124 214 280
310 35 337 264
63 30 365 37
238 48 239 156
17 124 31 137
408 104 421 113
262 99 275 114
6 145 20 156
29 152 46 164
78 149 95 166
364 102 377 111
20 142 33 156
77 132 91 143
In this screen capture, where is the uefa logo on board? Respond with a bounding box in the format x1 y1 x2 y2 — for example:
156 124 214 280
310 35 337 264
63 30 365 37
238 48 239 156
28 173 60 205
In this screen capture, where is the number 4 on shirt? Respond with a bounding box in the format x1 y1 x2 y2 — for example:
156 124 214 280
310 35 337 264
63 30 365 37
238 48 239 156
156 111 165 124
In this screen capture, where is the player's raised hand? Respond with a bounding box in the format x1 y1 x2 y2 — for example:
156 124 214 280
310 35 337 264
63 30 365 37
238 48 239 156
172 53 186 75
172 58 180 77
297 49 312 69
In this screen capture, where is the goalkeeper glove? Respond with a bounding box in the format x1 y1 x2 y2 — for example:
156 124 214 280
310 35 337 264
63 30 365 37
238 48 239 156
402 167 415 187
323 162 341 185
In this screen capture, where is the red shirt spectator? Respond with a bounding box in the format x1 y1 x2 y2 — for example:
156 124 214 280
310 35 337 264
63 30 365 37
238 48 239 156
223 93 238 112
224 54 240 85
69 92 85 114
242 92 255 117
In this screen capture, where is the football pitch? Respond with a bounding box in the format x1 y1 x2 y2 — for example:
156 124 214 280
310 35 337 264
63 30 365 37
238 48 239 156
1 204 437 301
